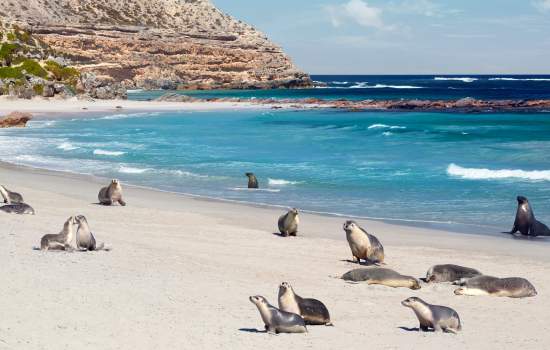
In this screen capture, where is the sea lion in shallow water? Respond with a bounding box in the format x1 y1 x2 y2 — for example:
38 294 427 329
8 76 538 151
278 282 332 326
453 275 537 298
245 172 259 189
426 264 482 283
401 297 462 334
98 179 126 206
342 267 421 289
343 220 384 264
75 215 106 251
40 216 76 251
249 295 307 334
278 208 300 237
0 203 35 215
0 185 23 204
509 196 550 237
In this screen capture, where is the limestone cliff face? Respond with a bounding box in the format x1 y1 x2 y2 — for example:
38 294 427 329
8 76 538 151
0 0 311 90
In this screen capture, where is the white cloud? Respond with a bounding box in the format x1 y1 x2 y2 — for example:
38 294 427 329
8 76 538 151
534 0 550 12
387 0 461 17
324 0 386 29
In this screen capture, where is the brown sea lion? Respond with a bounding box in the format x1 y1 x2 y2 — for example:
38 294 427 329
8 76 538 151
249 295 307 334
402 297 462 334
343 220 384 264
98 179 126 206
278 282 332 326
509 196 550 237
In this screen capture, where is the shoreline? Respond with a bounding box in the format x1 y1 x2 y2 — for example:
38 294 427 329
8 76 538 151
0 160 505 238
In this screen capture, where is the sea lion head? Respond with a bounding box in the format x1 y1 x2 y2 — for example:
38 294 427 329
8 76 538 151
112 179 120 185
24 205 36 215
517 196 529 205
245 172 255 178
278 282 293 297
289 208 299 216
343 220 359 233
401 296 423 307
409 278 422 290
453 287 466 295
75 215 87 225
249 295 268 306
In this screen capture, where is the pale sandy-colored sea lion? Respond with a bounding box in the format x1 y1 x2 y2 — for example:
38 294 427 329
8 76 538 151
98 179 126 206
245 173 259 189
342 267 421 289
278 208 300 237
40 216 76 251
249 295 307 334
401 297 462 334
75 215 106 251
426 264 482 283
0 203 35 215
453 275 537 298
278 282 332 326
509 196 550 236
0 185 24 204
343 220 384 264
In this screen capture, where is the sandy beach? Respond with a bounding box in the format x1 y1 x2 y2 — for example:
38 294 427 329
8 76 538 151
0 161 549 349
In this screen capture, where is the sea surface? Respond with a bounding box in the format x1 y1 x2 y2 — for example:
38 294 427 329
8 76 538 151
2 75 550 234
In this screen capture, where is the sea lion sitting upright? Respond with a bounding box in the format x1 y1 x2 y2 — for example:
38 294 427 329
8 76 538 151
401 297 462 334
453 275 537 298
278 282 333 326
343 220 384 264
98 179 126 206
249 295 307 334
426 264 482 283
75 215 105 251
0 185 24 204
509 196 550 236
245 172 259 189
342 268 421 290
40 216 76 251
278 208 300 237
0 203 35 215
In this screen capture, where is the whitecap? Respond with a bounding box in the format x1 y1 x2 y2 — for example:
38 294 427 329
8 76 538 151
382 131 393 136
368 124 406 130
268 178 301 186
434 77 478 83
447 163 550 181
94 149 126 156
331 81 349 85
350 82 369 88
489 77 550 82
366 84 423 89
118 166 151 174
57 142 79 151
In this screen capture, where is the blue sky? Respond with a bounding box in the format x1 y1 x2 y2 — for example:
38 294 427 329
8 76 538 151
212 0 550 74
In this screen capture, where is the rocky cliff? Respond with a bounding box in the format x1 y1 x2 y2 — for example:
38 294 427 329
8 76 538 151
0 0 311 91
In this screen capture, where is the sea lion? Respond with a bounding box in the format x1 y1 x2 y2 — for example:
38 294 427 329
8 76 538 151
249 295 307 334
0 185 24 204
426 264 482 283
0 203 35 215
453 275 537 298
75 215 106 251
509 196 550 236
98 179 126 206
401 297 462 334
343 220 384 264
40 216 76 251
342 268 421 289
278 208 300 237
245 172 259 189
278 282 332 326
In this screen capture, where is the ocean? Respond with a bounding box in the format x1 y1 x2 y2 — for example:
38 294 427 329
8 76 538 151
2 75 550 233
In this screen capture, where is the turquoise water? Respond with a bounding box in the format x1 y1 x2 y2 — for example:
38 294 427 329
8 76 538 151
2 108 550 233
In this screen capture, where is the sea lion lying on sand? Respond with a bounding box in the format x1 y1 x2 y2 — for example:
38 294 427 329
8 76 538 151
342 268 421 289
425 264 482 283
453 275 537 298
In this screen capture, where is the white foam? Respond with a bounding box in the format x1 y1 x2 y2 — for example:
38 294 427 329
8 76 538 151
230 187 281 193
350 82 369 88
57 142 79 151
268 178 301 186
368 124 407 130
447 163 550 181
435 77 478 83
94 149 126 156
118 166 151 174
366 84 423 89
331 81 349 85
382 131 393 136
489 77 550 82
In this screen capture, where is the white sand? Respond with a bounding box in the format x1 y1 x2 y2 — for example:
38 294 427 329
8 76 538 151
0 162 549 349
0 96 274 117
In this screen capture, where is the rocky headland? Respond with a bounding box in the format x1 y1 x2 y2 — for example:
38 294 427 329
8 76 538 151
0 0 311 98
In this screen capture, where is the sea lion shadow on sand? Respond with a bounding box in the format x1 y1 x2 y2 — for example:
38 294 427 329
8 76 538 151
398 326 434 333
340 259 381 266
238 328 267 334
32 246 111 252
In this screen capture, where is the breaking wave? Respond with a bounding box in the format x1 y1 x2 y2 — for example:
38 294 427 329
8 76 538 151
435 77 478 83
94 149 126 156
447 163 550 181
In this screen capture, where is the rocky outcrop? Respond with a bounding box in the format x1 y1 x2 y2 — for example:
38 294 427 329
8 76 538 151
1 0 311 91
0 111 32 128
